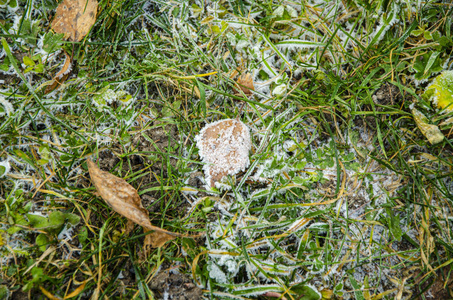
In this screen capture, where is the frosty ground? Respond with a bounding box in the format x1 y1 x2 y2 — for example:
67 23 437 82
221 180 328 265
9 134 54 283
1 0 453 299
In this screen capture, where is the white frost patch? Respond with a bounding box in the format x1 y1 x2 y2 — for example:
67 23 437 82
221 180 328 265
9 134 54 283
0 159 11 177
196 119 251 186
0 95 14 116
209 262 227 284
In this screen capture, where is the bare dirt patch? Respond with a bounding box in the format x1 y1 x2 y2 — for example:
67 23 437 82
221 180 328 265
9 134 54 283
149 269 203 300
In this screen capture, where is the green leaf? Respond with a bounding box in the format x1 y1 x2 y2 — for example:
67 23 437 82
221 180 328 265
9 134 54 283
290 284 321 300
24 66 34 74
425 71 453 112
66 213 80 226
411 29 424 37
27 214 48 228
7 226 22 234
43 32 64 54
37 158 49 165
232 285 284 296
423 31 433 40
34 63 44 73
36 234 50 252
0 56 11 72
8 0 16 8
386 208 403 241
423 51 441 76
48 211 65 228
0 166 5 177
348 274 365 300
413 52 443 80
23 56 35 67
78 227 88 245
0 285 9 300
334 282 344 296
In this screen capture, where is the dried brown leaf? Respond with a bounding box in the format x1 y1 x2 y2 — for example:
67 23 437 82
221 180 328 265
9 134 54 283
235 73 254 95
146 231 176 248
51 0 98 42
87 158 179 248
45 51 72 94
196 119 251 187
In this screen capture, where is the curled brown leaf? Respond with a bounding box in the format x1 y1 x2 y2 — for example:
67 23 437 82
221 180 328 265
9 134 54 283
87 158 182 247
235 73 254 96
45 51 72 94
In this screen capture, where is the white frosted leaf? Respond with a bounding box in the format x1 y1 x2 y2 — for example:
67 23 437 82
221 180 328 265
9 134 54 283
196 119 251 187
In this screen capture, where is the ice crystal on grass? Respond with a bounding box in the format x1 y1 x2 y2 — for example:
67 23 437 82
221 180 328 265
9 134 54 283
0 95 14 116
209 263 228 284
0 159 10 177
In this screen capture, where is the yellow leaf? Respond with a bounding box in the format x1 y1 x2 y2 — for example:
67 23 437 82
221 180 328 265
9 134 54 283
39 286 61 300
412 108 444 144
64 280 88 299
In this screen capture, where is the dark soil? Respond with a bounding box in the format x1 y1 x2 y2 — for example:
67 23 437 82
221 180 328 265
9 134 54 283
10 289 29 300
149 270 203 300
372 82 403 108
415 268 453 300
133 120 179 177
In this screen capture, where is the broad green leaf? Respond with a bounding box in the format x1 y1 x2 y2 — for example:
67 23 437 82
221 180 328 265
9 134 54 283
36 234 50 252
43 32 64 54
27 214 48 228
7 225 22 234
0 285 8 299
425 71 453 112
23 56 35 67
48 211 65 228
66 213 81 225
290 284 321 300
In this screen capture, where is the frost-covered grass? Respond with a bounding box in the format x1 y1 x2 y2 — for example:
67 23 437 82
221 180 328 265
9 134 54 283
1 0 453 299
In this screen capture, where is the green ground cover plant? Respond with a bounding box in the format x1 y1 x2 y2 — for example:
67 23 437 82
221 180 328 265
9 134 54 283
1 0 453 299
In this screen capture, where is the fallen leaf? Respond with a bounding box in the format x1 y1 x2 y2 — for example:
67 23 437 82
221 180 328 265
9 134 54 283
426 70 453 112
234 73 254 95
87 158 180 247
64 280 88 299
147 231 176 248
412 108 444 144
39 286 60 300
45 50 72 94
196 119 251 187
51 0 98 42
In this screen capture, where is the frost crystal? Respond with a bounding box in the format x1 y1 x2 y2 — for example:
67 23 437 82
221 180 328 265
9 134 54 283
0 159 11 177
209 263 227 284
196 119 251 187
0 95 14 116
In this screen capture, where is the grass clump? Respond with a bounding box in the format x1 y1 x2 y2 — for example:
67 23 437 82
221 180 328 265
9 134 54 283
1 0 453 299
